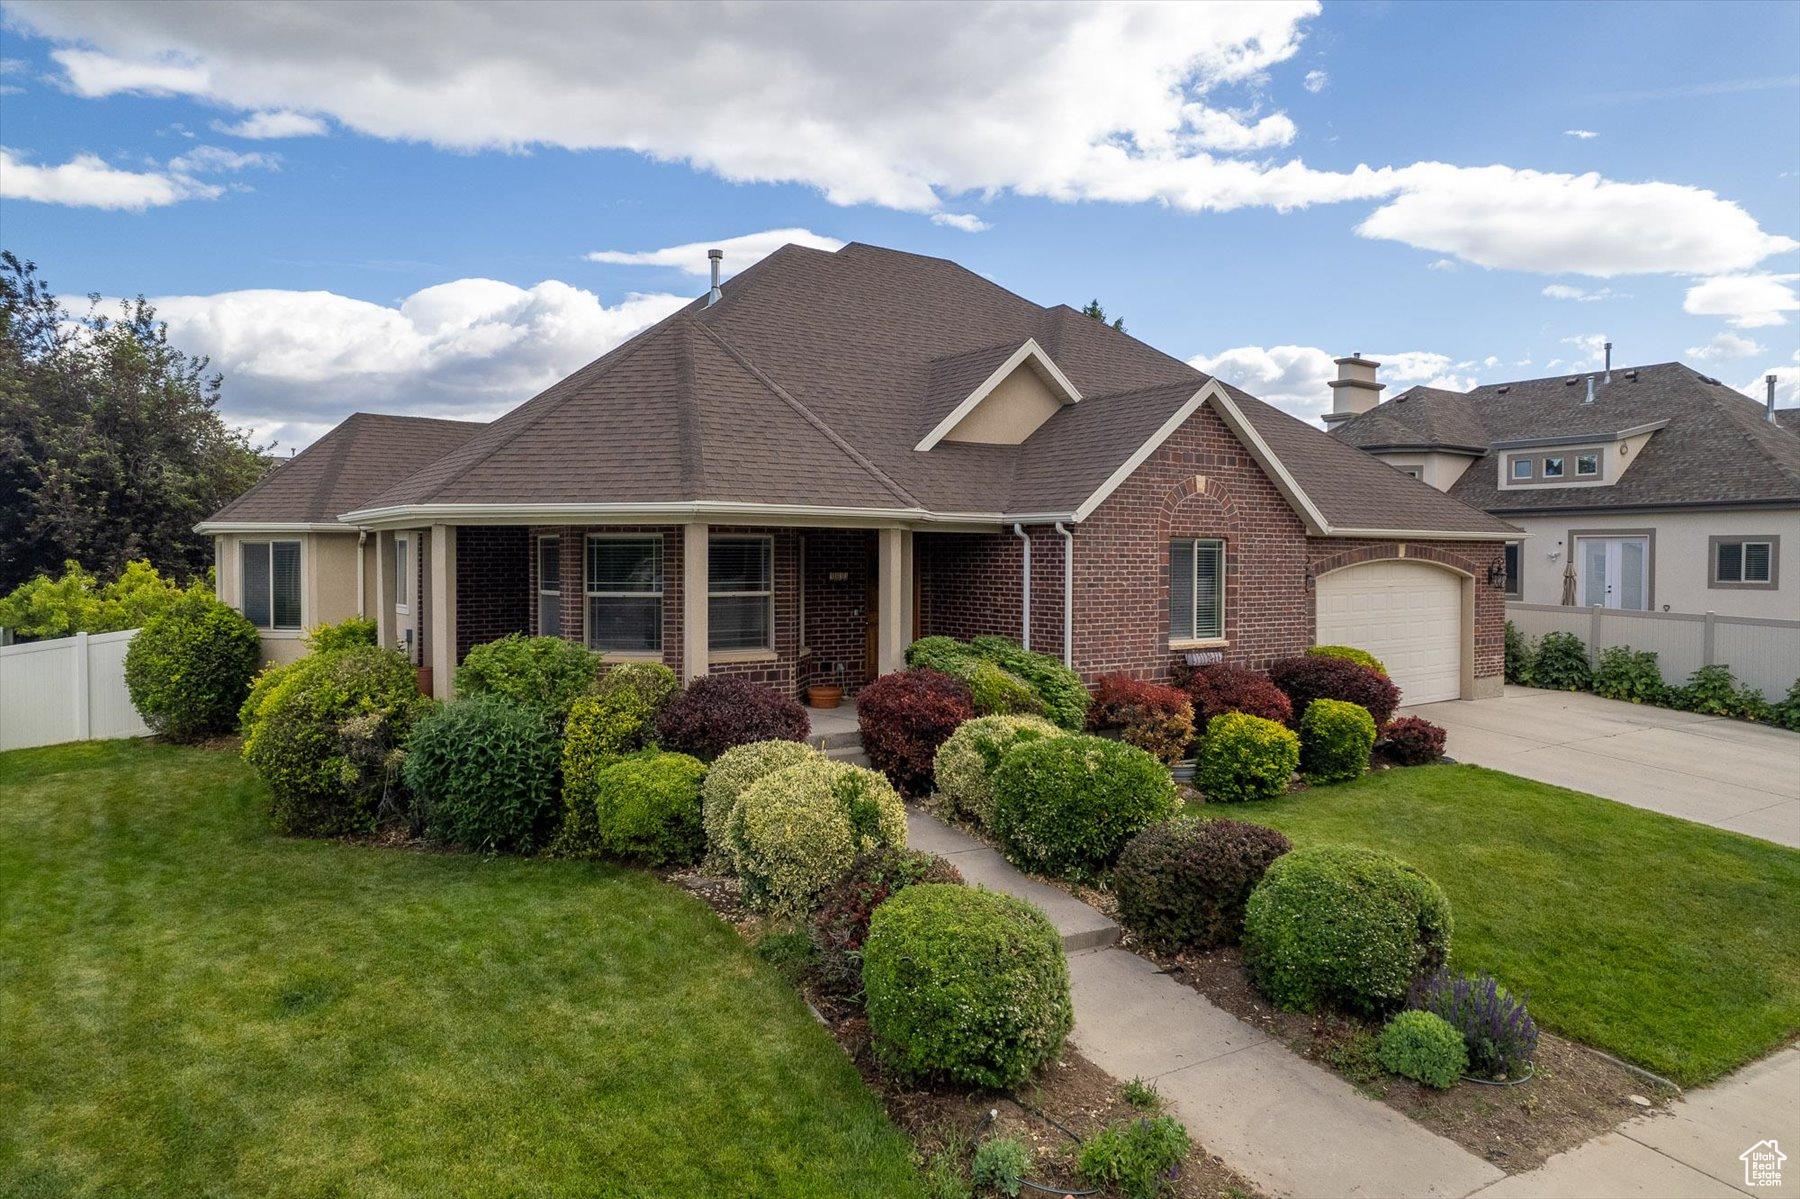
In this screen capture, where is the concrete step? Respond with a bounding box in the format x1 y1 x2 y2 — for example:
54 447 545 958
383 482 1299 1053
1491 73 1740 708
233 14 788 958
827 746 871 768
811 728 864 752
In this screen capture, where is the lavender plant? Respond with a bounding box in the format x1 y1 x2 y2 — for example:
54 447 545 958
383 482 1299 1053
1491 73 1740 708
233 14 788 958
1409 969 1539 1080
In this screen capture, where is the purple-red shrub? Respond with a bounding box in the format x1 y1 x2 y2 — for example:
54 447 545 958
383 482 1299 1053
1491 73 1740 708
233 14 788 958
1383 716 1447 766
654 675 809 761
1267 656 1401 727
1176 663 1293 730
857 668 975 796
1086 675 1197 764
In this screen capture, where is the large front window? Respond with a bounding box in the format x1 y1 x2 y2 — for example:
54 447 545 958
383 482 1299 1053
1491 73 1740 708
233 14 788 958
586 536 662 653
242 540 301 630
709 536 773 653
537 536 561 635
1170 538 1224 642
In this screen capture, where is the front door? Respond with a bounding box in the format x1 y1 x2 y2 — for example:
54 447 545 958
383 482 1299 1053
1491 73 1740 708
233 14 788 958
1578 537 1648 610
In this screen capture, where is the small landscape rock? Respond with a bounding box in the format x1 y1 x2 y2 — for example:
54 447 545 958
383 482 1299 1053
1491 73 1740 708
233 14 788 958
1629 1094 1651 1107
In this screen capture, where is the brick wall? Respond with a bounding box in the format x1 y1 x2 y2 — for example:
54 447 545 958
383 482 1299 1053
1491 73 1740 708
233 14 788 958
801 529 873 690
456 526 529 660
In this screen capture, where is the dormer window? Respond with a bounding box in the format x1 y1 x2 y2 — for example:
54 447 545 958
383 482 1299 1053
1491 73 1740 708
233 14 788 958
916 338 1081 450
1512 459 1533 480
1543 457 1565 478
1576 453 1599 477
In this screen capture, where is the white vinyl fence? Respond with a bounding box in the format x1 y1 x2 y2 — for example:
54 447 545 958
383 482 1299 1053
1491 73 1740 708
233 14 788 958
1507 603 1800 700
0 629 151 751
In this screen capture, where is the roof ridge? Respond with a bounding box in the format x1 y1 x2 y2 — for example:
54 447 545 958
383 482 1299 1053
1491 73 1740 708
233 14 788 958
690 320 921 509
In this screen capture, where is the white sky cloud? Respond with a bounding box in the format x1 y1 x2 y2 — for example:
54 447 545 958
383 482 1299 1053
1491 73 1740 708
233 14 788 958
1543 283 1613 302
930 212 991 233
1188 343 1477 423
148 278 688 448
1564 129 1598 139
211 109 328 139
1687 332 1765 361
10 1 1794 278
1561 333 1610 367
1739 356 1800 409
1303 69 1327 93
1683 273 1799 328
0 147 221 208
584 228 845 277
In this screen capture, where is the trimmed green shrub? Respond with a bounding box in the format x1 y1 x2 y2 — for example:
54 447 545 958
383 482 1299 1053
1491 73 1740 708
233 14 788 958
1410 968 1539 1081
1378 1010 1468 1089
700 739 822 866
1772 678 1800 732
1530 631 1591 692
972 1136 1030 1197
991 734 1176 880
727 758 907 913
1114 818 1291 952
1193 712 1299 803
1078 1115 1191 1199
969 658 1047 717
304 616 377 654
595 660 679 715
593 749 707 865
1504 621 1534 685
1673 663 1769 720
863 884 1072 1088
242 646 427 836
1592 646 1667 704
906 634 1090 729
1308 644 1388 676
1243 845 1453 1015
932 713 1064 829
905 634 985 679
404 693 561 852
557 661 681 852
811 848 965 1002
123 590 262 741
453 633 599 722
968 635 1090 730
1298 698 1377 785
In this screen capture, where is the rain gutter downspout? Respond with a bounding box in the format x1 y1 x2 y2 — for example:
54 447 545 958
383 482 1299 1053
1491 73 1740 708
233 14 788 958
1011 523 1031 650
356 529 368 618
1054 522 1073 668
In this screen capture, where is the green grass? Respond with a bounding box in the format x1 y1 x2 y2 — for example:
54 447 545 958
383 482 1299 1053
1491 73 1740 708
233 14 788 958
1207 764 1800 1086
0 740 922 1198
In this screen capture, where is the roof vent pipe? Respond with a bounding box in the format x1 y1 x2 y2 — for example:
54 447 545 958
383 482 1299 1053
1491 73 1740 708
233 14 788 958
1584 375 1595 404
1770 374 1780 423
706 248 723 306
1012 524 1032 651
1603 341 1613 382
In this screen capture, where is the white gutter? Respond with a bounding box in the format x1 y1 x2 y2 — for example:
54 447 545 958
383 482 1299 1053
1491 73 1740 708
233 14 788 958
355 529 367 619
335 500 1056 531
1054 521 1073 668
1012 523 1031 651
193 521 351 534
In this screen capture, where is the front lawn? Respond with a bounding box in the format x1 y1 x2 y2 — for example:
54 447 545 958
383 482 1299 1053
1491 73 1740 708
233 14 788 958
1210 764 1800 1087
0 740 922 1198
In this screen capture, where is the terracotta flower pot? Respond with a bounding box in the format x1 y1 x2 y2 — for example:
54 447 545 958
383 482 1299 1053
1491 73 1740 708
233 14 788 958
807 683 844 709
415 665 434 696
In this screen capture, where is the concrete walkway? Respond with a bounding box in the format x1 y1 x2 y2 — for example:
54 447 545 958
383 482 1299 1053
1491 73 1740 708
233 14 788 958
907 806 1507 1198
1408 687 1800 848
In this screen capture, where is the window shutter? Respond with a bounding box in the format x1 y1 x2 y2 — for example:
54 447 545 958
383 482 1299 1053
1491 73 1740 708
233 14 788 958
1170 541 1195 641
242 542 271 628
1744 542 1771 583
272 542 302 629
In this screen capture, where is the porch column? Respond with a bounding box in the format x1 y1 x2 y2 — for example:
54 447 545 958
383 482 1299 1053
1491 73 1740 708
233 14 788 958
374 530 393 651
682 523 709 681
876 527 912 675
429 523 457 698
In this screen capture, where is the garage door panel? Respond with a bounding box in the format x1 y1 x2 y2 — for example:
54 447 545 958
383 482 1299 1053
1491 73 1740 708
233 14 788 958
1316 562 1462 705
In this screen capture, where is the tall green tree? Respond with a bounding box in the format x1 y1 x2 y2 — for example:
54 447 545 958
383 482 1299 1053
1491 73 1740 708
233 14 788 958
0 252 268 592
1080 298 1126 333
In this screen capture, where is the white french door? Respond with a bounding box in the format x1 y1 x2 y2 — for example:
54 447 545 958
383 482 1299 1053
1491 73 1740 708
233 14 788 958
1578 537 1648 610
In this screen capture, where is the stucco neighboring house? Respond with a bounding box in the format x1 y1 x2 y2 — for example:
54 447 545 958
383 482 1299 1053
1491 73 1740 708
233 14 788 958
1326 355 1800 622
198 242 1517 704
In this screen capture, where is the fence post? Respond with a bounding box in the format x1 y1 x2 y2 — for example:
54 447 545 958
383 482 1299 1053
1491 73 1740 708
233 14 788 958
1703 611 1717 668
74 631 92 741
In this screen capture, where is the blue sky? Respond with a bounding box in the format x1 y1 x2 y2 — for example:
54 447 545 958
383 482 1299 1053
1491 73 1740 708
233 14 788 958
2 0 1796 449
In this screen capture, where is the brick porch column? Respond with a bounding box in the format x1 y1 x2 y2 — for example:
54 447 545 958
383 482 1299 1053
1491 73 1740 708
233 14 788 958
682 523 709 681
429 523 457 698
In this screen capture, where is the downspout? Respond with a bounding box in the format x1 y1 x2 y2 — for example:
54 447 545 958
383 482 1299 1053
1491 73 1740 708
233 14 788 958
1011 523 1031 650
1054 522 1073 668
356 529 368 618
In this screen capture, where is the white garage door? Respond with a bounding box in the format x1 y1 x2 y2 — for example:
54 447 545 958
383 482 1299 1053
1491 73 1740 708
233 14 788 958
1316 561 1463 705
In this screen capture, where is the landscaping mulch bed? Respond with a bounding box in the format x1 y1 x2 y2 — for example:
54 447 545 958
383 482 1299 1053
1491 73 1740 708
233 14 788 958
668 868 1261 1199
1141 943 1677 1174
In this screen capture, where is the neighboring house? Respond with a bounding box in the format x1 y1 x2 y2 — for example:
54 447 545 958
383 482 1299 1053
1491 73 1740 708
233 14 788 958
200 243 1516 704
1327 356 1800 621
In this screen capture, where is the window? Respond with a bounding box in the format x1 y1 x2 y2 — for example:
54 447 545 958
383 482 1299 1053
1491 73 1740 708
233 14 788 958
1714 538 1776 587
586 536 662 653
1576 453 1599 477
1503 542 1522 599
241 540 301 630
394 536 411 612
1400 466 1422 479
1543 456 1565 478
1170 538 1225 642
709 536 773 653
1511 458 1533 480
537 536 561 635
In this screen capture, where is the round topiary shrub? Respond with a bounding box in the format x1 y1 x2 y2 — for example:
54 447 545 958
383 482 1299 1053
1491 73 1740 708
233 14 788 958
1114 818 1292 952
241 646 427 837
1177 662 1293 731
592 749 707 865
810 848 965 1001
932 713 1064 829
1086 675 1197 765
1193 712 1299 803
404 693 561 853
655 674 810 761
1243 845 1453 1014
453 633 600 723
701 739 822 865
727 758 908 913
862 883 1073 1088
123 591 262 742
1267 655 1402 727
559 661 681 852
1298 698 1377 785
1307 644 1388 676
1382 716 1447 767
1378 1010 1468 1089
857 668 975 796
990 734 1177 880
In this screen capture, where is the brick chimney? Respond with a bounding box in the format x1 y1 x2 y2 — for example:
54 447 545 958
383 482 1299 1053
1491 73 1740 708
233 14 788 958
1322 353 1384 427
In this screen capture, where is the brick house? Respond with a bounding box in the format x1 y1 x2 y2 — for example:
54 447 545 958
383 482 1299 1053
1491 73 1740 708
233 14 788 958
199 242 1517 704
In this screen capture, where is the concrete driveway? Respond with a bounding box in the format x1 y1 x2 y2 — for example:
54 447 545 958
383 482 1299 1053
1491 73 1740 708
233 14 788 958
1406 687 1800 848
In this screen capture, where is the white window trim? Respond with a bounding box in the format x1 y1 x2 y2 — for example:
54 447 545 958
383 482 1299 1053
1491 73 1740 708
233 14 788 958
1170 537 1226 646
709 534 775 655
1543 456 1565 478
1714 539 1774 585
1575 453 1600 477
585 533 664 654
394 535 411 615
1512 458 1533 480
241 537 304 632
536 534 561 636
